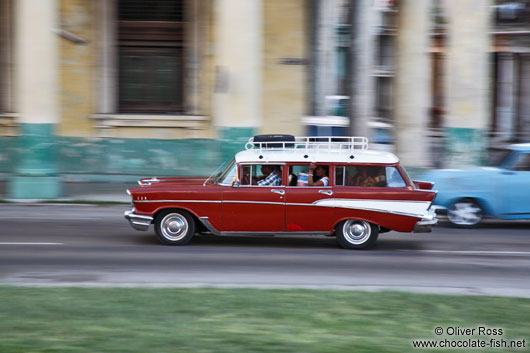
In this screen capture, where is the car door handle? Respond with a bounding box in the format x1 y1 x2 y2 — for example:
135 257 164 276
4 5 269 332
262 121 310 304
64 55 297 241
271 189 285 195
319 190 333 196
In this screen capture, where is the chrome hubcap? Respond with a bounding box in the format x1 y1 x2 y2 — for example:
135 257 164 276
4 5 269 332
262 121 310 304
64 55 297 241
343 220 371 245
160 213 188 241
448 201 482 226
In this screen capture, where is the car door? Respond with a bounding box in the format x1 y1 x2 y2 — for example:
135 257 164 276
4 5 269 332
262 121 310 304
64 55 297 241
284 163 335 232
500 152 530 218
221 164 285 232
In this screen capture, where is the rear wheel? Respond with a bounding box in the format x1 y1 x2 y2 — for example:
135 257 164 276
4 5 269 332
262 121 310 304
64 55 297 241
447 198 483 227
155 210 196 245
336 220 379 249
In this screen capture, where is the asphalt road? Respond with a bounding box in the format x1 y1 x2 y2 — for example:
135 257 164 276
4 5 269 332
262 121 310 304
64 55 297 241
1 204 530 298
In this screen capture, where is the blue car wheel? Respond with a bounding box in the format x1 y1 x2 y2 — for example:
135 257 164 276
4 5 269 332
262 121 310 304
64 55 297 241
447 198 483 227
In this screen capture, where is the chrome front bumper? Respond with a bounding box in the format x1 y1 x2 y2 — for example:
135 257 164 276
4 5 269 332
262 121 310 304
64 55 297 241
124 209 153 231
413 208 438 233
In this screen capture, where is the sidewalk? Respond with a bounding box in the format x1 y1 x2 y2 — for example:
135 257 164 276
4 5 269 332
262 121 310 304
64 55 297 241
0 181 135 203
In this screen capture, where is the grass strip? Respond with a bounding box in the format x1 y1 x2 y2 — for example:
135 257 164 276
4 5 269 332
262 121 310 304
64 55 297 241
0 287 529 353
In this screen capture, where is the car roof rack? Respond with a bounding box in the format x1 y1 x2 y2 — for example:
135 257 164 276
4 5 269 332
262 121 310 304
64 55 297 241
245 136 368 153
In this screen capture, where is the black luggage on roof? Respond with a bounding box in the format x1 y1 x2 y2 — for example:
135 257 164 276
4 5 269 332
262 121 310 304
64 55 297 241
252 134 295 148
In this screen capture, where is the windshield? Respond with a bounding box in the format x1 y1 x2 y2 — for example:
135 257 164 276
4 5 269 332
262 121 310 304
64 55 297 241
489 149 516 168
216 159 237 185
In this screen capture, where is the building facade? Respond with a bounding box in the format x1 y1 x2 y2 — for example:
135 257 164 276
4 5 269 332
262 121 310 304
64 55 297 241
0 0 308 198
0 0 529 198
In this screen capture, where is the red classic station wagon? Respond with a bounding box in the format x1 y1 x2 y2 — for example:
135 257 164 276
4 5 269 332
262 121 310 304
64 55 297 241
124 135 437 249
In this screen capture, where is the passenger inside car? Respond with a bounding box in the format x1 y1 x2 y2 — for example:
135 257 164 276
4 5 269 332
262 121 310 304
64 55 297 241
308 163 329 186
257 165 282 186
353 167 386 187
242 164 282 186
290 164 330 186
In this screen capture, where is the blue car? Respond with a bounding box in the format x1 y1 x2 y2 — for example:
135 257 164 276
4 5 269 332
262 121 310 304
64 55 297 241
419 143 530 227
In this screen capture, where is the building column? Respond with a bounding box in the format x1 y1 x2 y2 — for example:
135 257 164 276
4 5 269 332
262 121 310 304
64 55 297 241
393 0 432 168
494 53 516 141
313 0 341 117
0 0 13 113
349 0 375 138
520 54 530 141
9 0 60 198
444 0 491 167
97 0 117 114
214 0 262 161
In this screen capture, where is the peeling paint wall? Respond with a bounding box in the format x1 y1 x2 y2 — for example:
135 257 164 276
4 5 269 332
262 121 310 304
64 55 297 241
1 0 311 183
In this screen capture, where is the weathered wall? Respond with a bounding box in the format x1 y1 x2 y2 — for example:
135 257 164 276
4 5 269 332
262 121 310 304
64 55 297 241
1 0 312 192
58 0 96 137
262 0 307 136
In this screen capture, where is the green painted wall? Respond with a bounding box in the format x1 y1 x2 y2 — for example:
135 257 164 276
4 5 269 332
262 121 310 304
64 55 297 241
1 131 257 182
0 137 16 175
444 127 488 168
218 127 256 164
16 124 58 176
8 124 60 198
57 137 222 178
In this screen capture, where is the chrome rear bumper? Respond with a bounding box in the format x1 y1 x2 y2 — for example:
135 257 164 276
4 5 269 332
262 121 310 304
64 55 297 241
124 209 153 231
413 208 438 233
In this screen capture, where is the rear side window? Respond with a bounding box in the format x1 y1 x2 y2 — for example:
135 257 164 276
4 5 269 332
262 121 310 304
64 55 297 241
335 166 406 187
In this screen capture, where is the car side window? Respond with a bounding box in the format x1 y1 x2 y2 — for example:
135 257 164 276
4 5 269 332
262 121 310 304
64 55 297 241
241 165 283 186
385 167 407 187
335 166 406 187
513 153 530 171
288 165 330 186
335 166 357 186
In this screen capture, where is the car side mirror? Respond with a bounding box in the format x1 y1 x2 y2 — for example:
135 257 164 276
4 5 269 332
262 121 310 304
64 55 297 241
232 179 241 188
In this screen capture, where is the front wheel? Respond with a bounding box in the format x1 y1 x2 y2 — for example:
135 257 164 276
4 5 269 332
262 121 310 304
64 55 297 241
335 220 379 250
447 199 483 227
155 210 196 245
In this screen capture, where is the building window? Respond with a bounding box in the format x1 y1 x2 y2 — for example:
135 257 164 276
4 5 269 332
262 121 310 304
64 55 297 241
494 0 530 27
117 0 186 113
375 76 393 119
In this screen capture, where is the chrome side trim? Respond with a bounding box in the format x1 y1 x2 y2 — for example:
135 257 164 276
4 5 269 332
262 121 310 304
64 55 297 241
222 231 326 236
332 198 431 204
413 208 438 233
416 208 438 226
138 177 160 186
328 206 422 219
198 217 221 236
224 200 284 206
313 199 431 219
285 202 321 207
238 185 286 188
134 198 429 219
135 199 284 206
124 209 153 231
135 200 223 204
